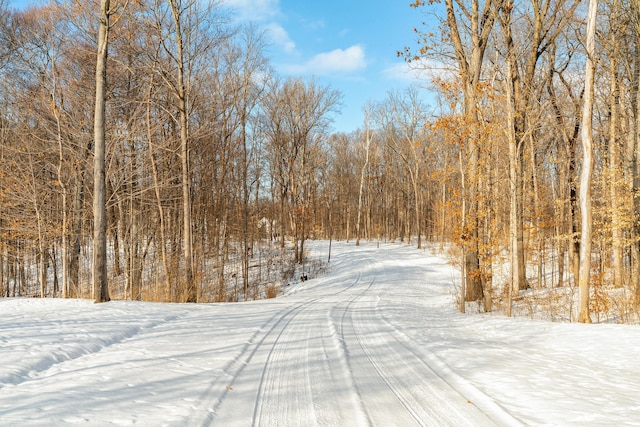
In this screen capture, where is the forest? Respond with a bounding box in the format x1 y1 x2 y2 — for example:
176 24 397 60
0 0 638 324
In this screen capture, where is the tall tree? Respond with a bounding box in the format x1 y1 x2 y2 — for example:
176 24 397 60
166 0 195 302
606 0 623 289
578 0 598 323
232 27 269 299
546 41 582 288
92 0 111 303
406 0 501 303
624 0 640 304
356 107 373 246
498 0 580 295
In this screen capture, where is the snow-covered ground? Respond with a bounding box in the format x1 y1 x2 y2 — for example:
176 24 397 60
1 241 639 426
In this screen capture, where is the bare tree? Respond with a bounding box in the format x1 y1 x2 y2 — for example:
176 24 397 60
166 0 196 301
263 77 340 263
356 106 373 246
606 0 623 289
232 27 269 299
630 0 640 304
376 87 429 249
92 0 111 303
578 0 598 323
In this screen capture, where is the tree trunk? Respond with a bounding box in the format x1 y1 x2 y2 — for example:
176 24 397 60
578 0 598 323
608 11 623 289
442 0 499 302
412 172 422 250
530 136 543 289
459 152 467 313
169 0 195 302
356 116 371 246
92 0 110 303
69 171 84 299
630 54 640 305
463 105 483 302
505 52 518 315
53 78 68 299
241 117 250 299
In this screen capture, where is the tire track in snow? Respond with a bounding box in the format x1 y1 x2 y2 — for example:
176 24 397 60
250 299 322 426
252 270 370 427
200 244 522 426
363 247 523 426
330 251 446 426
348 291 493 426
198 271 366 426
331 250 440 425
372 251 526 426
334 272 438 426
0 313 182 390
331 271 379 427
334 248 514 426
193 301 307 426
376 310 525 426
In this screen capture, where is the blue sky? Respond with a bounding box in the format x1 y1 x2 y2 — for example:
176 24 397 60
9 0 433 133
228 0 430 133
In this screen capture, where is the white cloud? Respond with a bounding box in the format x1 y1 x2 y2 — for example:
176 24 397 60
264 23 296 53
308 45 366 73
220 0 294 53
285 45 366 76
383 59 455 83
383 62 425 82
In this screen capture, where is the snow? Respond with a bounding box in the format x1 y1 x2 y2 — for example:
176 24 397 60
1 241 639 426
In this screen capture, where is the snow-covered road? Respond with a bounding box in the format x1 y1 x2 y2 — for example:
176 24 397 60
1 241 639 426
210 244 509 426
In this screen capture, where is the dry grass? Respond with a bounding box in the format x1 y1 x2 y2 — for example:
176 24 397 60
265 284 280 299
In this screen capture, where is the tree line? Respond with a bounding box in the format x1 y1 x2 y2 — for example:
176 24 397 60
0 0 341 302
403 0 640 322
0 0 638 323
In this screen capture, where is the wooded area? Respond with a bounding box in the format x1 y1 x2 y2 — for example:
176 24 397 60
0 0 638 323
